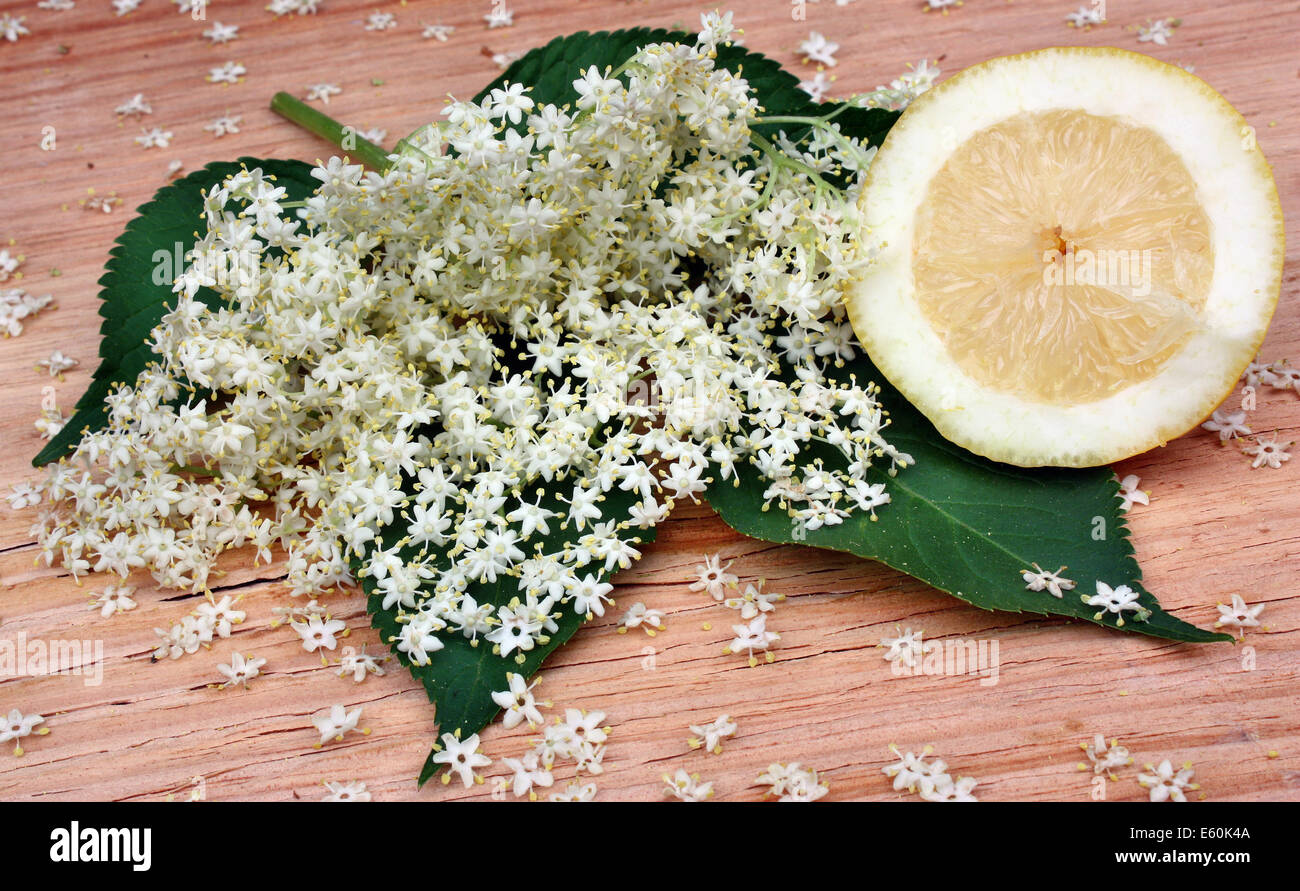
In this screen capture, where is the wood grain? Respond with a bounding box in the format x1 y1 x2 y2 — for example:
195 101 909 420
0 0 1296 802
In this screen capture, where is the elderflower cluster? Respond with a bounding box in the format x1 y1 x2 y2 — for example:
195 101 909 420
31 23 908 674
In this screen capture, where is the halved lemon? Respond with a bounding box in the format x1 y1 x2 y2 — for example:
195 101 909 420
847 47 1284 467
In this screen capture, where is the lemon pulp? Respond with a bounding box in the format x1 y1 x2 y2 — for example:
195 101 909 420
911 109 1215 405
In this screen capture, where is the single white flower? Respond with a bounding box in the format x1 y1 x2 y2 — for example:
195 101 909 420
1213 594 1264 637
1021 563 1076 599
1241 433 1292 469
0 709 48 755
798 31 839 67
432 731 491 787
687 714 737 754
879 626 924 667
688 553 737 601
1116 474 1149 511
726 615 779 666
322 780 371 801
1137 759 1197 801
1080 734 1131 776
490 672 545 729
312 704 364 746
664 768 714 801
1082 581 1151 626
217 652 266 689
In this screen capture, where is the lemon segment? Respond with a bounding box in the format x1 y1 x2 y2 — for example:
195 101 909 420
847 47 1284 467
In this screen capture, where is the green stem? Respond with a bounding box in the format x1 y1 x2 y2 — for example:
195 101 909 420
269 92 392 171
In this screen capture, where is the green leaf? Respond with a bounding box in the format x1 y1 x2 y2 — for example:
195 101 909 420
707 353 1230 644
363 484 656 785
32 158 319 467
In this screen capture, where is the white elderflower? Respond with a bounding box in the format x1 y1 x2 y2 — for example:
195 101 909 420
725 615 779 666
484 2 513 28
1 709 49 756
7 482 41 510
37 350 79 377
879 626 924 667
305 82 341 104
202 21 239 43
422 23 454 41
312 704 365 746
322 780 370 801
197 595 245 638
2 289 53 336
1066 5 1104 28
689 554 737 601
1213 594 1264 638
114 93 152 117
924 0 962 10
207 61 246 84
919 773 979 801
292 614 348 653
217 652 267 689
364 12 395 31
1266 362 1300 392
432 731 491 787
38 0 76 10
1080 734 1132 776
618 602 664 635
1240 433 1292 469
756 762 829 801
799 71 832 102
0 249 22 281
1116 474 1148 511
1202 408 1251 442
204 115 243 137
490 672 546 729
1137 759 1197 802
798 31 839 67
1137 18 1180 46
687 714 737 754
34 28 907 708
1241 356 1276 388
502 749 553 798
1082 581 1151 626
90 584 136 617
549 780 597 801
336 645 388 682
1021 563 1076 599
723 581 784 619
0 13 29 42
882 744 938 792
664 768 714 801
112 0 141 15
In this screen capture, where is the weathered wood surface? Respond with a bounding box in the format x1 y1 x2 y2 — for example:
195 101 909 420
0 0 1296 802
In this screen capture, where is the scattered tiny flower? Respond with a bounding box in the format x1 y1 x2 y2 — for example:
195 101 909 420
1082 581 1151 626
432 731 491 787
1137 759 1197 802
1213 594 1264 638
1022 563 1076 599
322 780 370 801
217 651 267 689
1240 433 1292 469
312 704 365 746
687 714 736 754
0 709 48 756
1202 408 1251 442
664 768 714 801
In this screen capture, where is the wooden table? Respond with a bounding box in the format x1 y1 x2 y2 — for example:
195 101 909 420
0 0 1295 802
